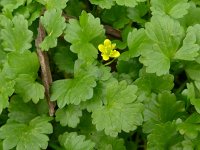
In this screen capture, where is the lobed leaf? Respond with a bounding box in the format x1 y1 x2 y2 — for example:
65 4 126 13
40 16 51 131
89 0 114 9
40 9 66 51
140 15 184 75
143 92 185 133
135 71 174 94
51 75 96 108
0 0 26 12
174 25 200 61
92 80 144 137
0 73 15 114
46 0 69 10
151 0 190 19
177 113 200 139
0 116 53 150
59 132 95 150
115 0 146 7
8 95 48 124
64 11 105 60
56 105 82 128
0 15 33 53
5 51 39 79
147 122 183 150
14 74 44 104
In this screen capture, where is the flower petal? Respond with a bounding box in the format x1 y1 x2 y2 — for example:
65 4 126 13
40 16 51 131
104 39 111 46
112 43 116 49
98 44 105 52
102 54 109 61
110 50 120 58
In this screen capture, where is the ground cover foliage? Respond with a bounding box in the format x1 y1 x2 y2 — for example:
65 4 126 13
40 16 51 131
0 0 200 149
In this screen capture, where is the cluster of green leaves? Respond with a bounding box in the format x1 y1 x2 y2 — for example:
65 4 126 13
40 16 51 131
1 0 200 149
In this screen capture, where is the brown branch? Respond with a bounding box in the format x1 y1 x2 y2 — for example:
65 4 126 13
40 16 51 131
35 22 55 116
104 25 121 39
62 13 122 39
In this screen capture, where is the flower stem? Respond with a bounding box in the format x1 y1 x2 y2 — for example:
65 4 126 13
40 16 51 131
104 58 117 66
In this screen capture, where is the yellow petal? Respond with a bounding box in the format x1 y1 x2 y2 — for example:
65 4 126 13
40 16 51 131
110 50 120 58
102 54 109 61
98 44 105 52
111 43 116 49
104 39 111 46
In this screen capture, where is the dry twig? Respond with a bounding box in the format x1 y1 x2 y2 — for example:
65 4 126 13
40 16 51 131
35 22 55 116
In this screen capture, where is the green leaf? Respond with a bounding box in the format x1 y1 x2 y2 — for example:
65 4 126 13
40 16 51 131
147 122 183 150
59 132 95 150
181 5 200 27
134 71 174 94
0 140 2 149
53 46 77 74
51 75 96 108
64 0 83 18
0 0 26 12
151 0 190 19
92 80 144 137
177 113 200 139
140 46 171 76
15 74 45 103
144 14 184 49
46 0 69 10
65 11 104 43
101 5 129 29
35 0 46 5
8 95 48 124
181 137 200 150
0 15 33 52
89 0 114 9
115 0 146 7
181 26 197 44
70 42 98 61
185 62 200 82
36 0 68 10
90 131 126 150
81 83 104 112
92 127 125 149
139 15 184 75
5 51 39 79
40 9 66 51
174 26 200 61
144 14 184 53
125 28 147 58
51 61 108 108
184 82 200 114
174 44 199 61
143 92 185 133
0 116 53 150
127 2 148 23
74 60 112 81
0 73 15 114
56 105 82 128
64 11 105 60
117 58 142 77
15 2 43 25
77 112 126 150
90 0 145 8
0 49 6 68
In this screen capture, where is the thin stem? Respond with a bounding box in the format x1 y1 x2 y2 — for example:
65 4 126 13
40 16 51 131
104 58 117 66
35 22 55 116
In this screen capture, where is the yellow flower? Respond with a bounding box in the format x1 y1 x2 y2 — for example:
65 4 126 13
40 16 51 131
98 39 120 61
